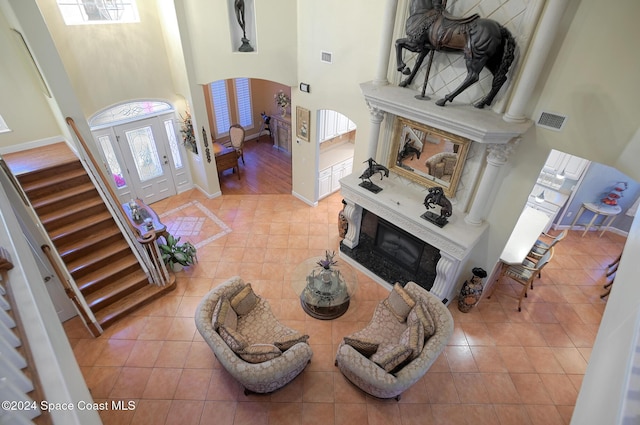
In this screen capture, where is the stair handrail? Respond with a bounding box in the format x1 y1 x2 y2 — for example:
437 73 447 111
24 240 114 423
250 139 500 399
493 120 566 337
41 244 101 337
65 117 171 286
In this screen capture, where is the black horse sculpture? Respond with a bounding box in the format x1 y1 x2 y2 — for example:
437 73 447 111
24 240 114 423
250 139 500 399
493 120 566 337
422 186 452 227
395 0 516 108
359 158 389 193
398 143 421 162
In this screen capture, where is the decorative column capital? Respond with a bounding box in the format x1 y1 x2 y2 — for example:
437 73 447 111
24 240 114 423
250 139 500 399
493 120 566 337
486 138 521 165
366 102 385 123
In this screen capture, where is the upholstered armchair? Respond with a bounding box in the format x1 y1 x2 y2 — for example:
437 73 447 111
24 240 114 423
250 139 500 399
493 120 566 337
195 276 313 394
335 282 453 400
425 152 458 182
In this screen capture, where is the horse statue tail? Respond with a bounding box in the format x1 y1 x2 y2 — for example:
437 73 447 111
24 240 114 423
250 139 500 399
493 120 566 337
493 27 516 92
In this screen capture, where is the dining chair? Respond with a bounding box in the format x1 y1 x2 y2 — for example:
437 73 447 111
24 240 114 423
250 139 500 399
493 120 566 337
229 124 246 164
501 247 554 312
528 230 567 259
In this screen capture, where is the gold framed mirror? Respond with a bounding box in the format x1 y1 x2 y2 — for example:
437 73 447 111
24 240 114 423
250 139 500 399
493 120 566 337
388 117 470 198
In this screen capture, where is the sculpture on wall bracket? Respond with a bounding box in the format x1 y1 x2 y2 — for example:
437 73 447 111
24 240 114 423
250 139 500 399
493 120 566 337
234 0 254 52
359 158 389 194
421 186 452 228
395 0 516 108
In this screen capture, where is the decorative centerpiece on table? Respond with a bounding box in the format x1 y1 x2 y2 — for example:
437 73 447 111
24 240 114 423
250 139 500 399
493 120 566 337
299 250 351 319
180 112 197 154
274 91 290 117
601 181 628 206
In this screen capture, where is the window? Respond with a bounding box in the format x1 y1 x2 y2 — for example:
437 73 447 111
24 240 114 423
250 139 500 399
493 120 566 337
57 0 140 25
210 78 254 138
234 78 254 129
211 80 231 138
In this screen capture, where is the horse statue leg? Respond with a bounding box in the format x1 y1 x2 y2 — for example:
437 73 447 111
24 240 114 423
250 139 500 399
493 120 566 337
473 27 516 109
435 63 482 107
395 39 430 87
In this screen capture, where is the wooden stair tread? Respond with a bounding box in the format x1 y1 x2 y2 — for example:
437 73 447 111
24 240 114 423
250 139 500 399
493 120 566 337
39 197 106 225
75 255 141 293
31 182 96 209
84 270 149 310
57 227 122 257
20 167 87 194
94 279 176 328
65 239 130 275
49 211 113 240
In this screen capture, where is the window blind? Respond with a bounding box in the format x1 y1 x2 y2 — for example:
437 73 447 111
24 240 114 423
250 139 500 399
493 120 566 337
234 78 253 129
211 80 231 138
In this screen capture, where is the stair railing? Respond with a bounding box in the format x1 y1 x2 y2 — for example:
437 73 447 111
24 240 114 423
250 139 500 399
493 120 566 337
65 117 171 286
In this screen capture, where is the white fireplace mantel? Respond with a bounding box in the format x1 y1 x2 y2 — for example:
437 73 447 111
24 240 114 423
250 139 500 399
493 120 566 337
340 172 488 302
361 81 531 145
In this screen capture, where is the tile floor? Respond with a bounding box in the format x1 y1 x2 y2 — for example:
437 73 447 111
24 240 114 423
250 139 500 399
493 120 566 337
63 189 624 425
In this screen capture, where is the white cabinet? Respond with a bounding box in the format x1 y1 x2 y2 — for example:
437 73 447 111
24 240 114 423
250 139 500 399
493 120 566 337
542 150 589 180
319 110 356 143
318 158 353 200
331 158 353 192
319 168 332 199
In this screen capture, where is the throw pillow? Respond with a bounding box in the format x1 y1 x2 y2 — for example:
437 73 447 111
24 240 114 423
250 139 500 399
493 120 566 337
384 283 416 322
219 325 248 352
211 297 237 331
343 336 379 357
238 344 282 364
408 301 435 338
274 333 309 351
400 320 425 360
230 283 260 316
370 344 413 373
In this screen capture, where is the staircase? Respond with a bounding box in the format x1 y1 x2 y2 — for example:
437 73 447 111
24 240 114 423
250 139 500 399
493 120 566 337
4 143 174 331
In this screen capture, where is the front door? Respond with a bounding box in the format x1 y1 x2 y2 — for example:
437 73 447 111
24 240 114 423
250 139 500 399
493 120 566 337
93 114 189 205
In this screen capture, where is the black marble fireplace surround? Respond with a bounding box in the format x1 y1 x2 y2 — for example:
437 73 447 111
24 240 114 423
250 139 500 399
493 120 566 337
340 209 440 290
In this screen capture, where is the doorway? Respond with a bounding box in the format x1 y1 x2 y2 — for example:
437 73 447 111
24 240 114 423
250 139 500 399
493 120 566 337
91 104 191 205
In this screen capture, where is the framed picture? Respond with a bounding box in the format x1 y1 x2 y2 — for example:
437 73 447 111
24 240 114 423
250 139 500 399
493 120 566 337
296 106 310 142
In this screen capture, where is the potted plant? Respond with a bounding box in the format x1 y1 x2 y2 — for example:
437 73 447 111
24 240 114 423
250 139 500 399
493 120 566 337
158 234 197 272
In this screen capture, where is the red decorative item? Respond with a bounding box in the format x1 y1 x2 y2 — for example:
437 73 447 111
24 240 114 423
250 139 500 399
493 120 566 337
601 182 628 206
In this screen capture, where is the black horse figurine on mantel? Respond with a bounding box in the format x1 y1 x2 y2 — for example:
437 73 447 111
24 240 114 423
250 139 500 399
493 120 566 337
422 186 452 227
395 0 516 108
359 158 389 194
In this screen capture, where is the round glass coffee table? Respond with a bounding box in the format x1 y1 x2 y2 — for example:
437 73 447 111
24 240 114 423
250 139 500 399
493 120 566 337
291 255 357 320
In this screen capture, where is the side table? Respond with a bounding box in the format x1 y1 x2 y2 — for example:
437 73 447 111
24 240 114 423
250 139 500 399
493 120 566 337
570 202 621 237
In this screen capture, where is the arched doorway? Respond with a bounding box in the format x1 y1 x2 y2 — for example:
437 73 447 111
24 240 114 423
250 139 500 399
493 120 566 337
89 100 192 204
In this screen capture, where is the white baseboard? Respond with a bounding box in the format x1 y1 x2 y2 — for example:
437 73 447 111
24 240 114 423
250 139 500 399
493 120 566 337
292 190 317 207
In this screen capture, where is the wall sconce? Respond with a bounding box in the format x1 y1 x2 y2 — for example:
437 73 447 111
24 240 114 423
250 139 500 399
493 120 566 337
535 190 545 203
299 83 310 93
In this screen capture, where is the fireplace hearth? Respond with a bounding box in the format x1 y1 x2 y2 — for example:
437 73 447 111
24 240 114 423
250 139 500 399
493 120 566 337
340 211 440 290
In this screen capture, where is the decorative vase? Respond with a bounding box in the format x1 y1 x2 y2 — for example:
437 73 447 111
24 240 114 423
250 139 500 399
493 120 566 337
280 106 287 117
172 263 184 272
321 268 332 283
338 200 348 239
458 267 487 313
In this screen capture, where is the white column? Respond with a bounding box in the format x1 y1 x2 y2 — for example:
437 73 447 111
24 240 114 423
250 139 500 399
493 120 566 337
366 105 385 159
373 0 399 86
504 0 570 123
465 140 520 225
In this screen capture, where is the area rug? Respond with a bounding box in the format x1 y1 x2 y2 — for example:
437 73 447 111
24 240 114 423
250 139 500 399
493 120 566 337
159 200 232 249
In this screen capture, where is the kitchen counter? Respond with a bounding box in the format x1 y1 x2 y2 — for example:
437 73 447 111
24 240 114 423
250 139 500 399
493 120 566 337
530 184 569 207
319 141 355 171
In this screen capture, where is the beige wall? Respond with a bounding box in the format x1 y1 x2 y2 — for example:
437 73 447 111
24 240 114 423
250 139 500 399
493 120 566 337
0 2 59 148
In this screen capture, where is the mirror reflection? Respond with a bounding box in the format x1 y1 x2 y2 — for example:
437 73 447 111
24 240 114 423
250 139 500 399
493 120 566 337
389 118 470 197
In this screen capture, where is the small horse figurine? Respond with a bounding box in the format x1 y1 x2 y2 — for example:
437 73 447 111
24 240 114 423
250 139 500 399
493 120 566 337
359 158 389 184
398 143 421 162
395 0 516 108
422 186 452 227
358 158 389 193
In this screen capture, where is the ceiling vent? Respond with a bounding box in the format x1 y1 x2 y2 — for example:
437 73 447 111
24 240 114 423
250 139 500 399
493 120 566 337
536 111 567 131
321 51 333 64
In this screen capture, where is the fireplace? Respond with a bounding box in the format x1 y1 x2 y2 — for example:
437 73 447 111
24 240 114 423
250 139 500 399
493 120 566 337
341 211 440 290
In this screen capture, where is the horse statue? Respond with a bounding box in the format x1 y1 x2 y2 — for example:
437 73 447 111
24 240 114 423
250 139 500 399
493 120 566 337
395 0 516 108
422 186 452 227
359 158 389 184
398 143 421 162
358 158 389 193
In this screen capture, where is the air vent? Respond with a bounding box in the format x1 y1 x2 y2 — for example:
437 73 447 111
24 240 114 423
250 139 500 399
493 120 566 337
536 111 567 131
321 51 333 64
